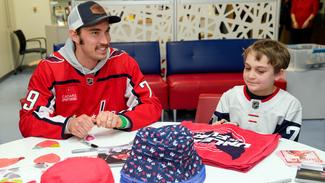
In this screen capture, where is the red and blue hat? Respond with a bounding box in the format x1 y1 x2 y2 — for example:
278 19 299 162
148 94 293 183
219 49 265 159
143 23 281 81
120 125 206 183
68 1 121 30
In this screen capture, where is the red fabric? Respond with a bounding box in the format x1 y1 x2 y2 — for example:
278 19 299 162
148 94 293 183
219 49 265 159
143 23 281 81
144 75 168 109
19 49 162 139
181 122 280 172
167 73 245 109
167 73 286 110
41 157 114 183
195 93 221 123
291 0 319 28
274 79 287 91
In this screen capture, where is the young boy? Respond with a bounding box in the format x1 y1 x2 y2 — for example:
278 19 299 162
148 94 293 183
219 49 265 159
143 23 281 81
209 39 302 141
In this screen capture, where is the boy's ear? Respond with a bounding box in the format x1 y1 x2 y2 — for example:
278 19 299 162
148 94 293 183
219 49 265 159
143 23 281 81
275 69 286 81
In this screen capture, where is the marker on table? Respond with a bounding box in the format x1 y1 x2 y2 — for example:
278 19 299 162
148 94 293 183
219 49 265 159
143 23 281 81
71 148 97 154
266 178 292 183
82 140 98 148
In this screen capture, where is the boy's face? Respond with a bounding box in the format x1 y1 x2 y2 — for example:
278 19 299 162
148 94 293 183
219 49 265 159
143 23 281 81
243 51 281 96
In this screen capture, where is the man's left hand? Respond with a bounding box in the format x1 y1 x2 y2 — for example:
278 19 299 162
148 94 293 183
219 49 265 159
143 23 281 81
95 111 122 129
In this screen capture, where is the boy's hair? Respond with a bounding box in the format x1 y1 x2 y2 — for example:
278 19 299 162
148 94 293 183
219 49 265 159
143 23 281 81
243 39 290 74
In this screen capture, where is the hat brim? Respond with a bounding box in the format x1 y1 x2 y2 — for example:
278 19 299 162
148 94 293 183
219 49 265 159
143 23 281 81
83 15 121 28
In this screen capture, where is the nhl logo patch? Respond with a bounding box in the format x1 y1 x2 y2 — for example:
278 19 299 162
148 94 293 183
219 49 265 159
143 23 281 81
86 78 94 85
251 100 260 109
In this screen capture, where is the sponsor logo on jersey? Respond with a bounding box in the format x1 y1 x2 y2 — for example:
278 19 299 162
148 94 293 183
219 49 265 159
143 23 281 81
193 129 251 160
62 94 77 102
61 87 78 102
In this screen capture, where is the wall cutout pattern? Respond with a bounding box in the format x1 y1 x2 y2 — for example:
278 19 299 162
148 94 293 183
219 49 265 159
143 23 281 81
73 0 279 61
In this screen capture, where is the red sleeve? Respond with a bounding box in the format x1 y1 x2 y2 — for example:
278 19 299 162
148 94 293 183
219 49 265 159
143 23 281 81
120 56 162 131
19 60 70 139
290 0 298 15
312 0 319 15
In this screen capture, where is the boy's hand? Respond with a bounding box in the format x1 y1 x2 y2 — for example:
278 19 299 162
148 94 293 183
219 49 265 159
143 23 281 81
212 119 239 126
212 119 228 125
95 111 122 129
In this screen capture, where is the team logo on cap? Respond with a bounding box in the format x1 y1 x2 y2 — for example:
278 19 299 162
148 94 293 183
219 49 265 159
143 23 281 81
90 4 106 15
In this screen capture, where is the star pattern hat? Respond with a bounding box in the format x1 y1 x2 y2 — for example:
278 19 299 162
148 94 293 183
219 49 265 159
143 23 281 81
68 1 121 30
120 125 206 183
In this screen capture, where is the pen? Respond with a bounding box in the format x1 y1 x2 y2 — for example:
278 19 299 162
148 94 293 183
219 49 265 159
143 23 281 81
82 140 99 148
71 148 98 154
266 178 292 183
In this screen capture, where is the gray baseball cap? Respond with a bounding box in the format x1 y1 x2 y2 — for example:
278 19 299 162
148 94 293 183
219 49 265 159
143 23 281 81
68 1 121 30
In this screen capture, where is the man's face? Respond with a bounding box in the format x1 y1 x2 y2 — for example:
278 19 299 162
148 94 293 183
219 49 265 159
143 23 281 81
243 51 279 96
74 20 111 64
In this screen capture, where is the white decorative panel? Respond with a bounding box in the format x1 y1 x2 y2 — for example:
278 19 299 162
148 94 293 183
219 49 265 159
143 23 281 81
74 1 173 59
74 0 280 42
73 0 280 62
177 1 279 40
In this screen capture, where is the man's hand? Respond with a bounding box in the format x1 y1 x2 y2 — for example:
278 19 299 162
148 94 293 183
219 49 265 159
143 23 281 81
292 21 299 29
95 111 122 129
302 19 310 29
67 114 95 138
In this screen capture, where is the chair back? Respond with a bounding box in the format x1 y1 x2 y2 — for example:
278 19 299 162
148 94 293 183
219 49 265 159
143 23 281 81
194 93 221 123
13 30 27 54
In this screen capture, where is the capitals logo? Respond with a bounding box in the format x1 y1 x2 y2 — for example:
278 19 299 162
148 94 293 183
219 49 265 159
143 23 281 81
192 127 251 160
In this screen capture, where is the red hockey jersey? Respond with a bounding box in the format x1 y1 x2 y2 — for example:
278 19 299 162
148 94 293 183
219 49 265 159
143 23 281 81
181 122 280 172
19 48 162 139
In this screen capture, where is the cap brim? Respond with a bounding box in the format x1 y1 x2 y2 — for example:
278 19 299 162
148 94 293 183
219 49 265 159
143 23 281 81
108 15 121 24
83 15 121 27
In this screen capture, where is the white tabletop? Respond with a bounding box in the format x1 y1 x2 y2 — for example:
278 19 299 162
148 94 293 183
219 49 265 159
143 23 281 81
0 122 324 183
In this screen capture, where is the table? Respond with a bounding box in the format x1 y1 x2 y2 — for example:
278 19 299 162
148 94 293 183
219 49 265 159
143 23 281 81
0 122 324 183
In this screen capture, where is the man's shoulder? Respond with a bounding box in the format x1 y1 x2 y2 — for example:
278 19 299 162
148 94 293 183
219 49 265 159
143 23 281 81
109 48 125 58
45 52 66 62
34 53 72 75
107 48 138 67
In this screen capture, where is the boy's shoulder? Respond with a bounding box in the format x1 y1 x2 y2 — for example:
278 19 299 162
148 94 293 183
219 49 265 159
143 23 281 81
278 89 301 104
227 85 245 93
221 85 245 100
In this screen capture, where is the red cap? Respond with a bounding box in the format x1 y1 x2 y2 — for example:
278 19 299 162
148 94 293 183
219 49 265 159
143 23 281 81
41 157 114 183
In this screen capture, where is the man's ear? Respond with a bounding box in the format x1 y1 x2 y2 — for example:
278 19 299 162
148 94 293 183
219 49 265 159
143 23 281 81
275 69 286 81
69 30 79 44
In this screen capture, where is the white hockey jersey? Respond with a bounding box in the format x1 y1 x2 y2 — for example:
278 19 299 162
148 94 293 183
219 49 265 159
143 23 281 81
210 85 302 141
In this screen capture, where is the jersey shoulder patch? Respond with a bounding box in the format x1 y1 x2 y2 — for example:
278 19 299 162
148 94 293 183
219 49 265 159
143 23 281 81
110 49 125 58
45 56 64 62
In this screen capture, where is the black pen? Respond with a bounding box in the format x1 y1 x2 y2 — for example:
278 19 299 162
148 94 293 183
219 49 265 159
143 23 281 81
82 140 99 148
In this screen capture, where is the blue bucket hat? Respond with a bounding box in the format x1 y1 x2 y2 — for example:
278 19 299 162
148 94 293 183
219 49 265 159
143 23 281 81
120 125 206 183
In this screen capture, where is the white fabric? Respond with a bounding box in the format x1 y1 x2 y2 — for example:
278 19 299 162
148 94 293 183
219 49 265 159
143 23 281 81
0 122 324 183
212 86 302 135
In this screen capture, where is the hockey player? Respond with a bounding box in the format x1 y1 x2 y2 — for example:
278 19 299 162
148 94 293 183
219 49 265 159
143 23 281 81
19 1 162 139
210 39 302 141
